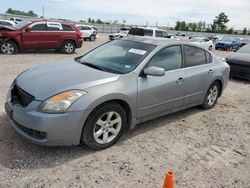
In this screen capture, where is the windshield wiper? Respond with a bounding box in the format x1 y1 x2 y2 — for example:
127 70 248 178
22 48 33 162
80 61 105 71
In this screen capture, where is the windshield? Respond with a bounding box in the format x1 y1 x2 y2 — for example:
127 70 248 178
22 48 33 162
237 44 250 53
189 37 201 42
222 38 233 42
79 40 156 74
13 20 30 29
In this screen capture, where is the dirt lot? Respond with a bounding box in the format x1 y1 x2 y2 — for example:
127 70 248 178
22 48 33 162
0 34 250 188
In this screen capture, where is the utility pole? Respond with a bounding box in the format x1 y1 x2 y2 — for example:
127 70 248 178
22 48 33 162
42 6 44 18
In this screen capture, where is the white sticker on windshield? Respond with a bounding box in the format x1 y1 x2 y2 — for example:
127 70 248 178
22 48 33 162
125 65 131 69
128 48 147 55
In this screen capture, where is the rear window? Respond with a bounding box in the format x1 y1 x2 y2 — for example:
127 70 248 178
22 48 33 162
62 24 74 31
184 45 206 67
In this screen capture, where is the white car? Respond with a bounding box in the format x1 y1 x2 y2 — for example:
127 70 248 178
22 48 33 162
189 37 213 51
9 17 24 24
0 19 16 27
109 27 130 40
128 27 180 40
76 24 98 41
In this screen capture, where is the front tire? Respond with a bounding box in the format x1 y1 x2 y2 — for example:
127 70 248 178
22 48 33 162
208 45 213 51
90 35 95 41
61 40 75 54
201 82 220 109
82 103 127 150
0 40 18 54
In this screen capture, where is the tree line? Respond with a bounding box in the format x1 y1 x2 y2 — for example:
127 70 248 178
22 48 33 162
6 8 37 17
174 12 249 35
79 18 126 25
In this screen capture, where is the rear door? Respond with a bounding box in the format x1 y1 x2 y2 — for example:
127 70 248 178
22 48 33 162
22 21 47 49
182 45 215 107
137 45 185 118
45 22 64 49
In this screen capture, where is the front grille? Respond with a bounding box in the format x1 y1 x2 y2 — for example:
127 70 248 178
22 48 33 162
217 43 225 47
11 84 34 107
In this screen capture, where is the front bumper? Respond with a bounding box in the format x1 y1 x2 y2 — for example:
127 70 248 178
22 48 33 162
5 101 90 146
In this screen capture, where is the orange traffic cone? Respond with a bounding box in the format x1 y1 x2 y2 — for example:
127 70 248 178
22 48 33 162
163 170 175 188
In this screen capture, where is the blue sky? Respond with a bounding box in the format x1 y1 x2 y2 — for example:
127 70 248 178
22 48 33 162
0 0 250 29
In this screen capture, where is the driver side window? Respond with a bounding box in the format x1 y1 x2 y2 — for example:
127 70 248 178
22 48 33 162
31 24 46 31
147 46 182 71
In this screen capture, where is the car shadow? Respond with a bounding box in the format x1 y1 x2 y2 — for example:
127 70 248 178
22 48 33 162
230 77 250 84
0 106 201 170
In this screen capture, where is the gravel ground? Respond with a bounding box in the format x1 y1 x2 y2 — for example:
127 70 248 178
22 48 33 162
0 34 250 188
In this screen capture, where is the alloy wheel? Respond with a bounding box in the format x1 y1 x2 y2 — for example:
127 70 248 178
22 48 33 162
64 43 74 53
1 43 15 54
207 85 219 106
93 111 122 144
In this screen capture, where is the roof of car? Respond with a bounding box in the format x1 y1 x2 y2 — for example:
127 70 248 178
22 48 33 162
122 36 185 46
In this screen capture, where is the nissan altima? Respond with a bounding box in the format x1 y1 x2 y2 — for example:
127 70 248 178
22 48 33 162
5 37 230 149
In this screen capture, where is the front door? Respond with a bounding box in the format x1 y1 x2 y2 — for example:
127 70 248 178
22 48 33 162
22 21 47 49
137 45 185 119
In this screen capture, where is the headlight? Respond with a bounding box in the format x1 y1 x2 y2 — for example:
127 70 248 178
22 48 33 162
38 90 86 113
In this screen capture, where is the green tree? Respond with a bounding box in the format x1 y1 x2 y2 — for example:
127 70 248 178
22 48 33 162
180 21 187 31
191 23 197 31
242 27 247 35
96 19 103 24
175 21 181 30
197 21 202 32
213 12 230 33
87 17 92 23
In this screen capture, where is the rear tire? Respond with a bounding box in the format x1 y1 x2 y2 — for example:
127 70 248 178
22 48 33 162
82 103 127 150
61 40 75 54
0 40 18 55
208 45 213 51
201 82 220 109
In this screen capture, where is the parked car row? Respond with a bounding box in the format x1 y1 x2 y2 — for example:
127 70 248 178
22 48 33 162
109 27 180 41
188 37 213 51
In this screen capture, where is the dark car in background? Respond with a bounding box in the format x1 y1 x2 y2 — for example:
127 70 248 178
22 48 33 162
0 20 83 54
215 37 241 51
226 44 250 80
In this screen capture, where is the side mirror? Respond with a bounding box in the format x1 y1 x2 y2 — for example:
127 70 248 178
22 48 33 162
143 66 165 77
25 27 31 32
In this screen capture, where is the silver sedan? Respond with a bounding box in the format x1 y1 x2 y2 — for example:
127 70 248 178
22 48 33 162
5 37 230 149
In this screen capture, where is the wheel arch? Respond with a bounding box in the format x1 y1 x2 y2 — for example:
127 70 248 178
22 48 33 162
62 38 77 48
211 79 223 97
0 37 20 49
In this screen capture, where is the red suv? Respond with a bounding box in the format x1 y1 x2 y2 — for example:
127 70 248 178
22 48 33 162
0 20 83 54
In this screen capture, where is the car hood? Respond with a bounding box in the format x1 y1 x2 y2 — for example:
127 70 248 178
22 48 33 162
0 25 16 31
217 41 232 45
16 59 120 101
226 52 250 65
189 41 201 45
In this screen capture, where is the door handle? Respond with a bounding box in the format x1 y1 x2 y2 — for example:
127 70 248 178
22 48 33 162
176 77 184 84
208 69 214 74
